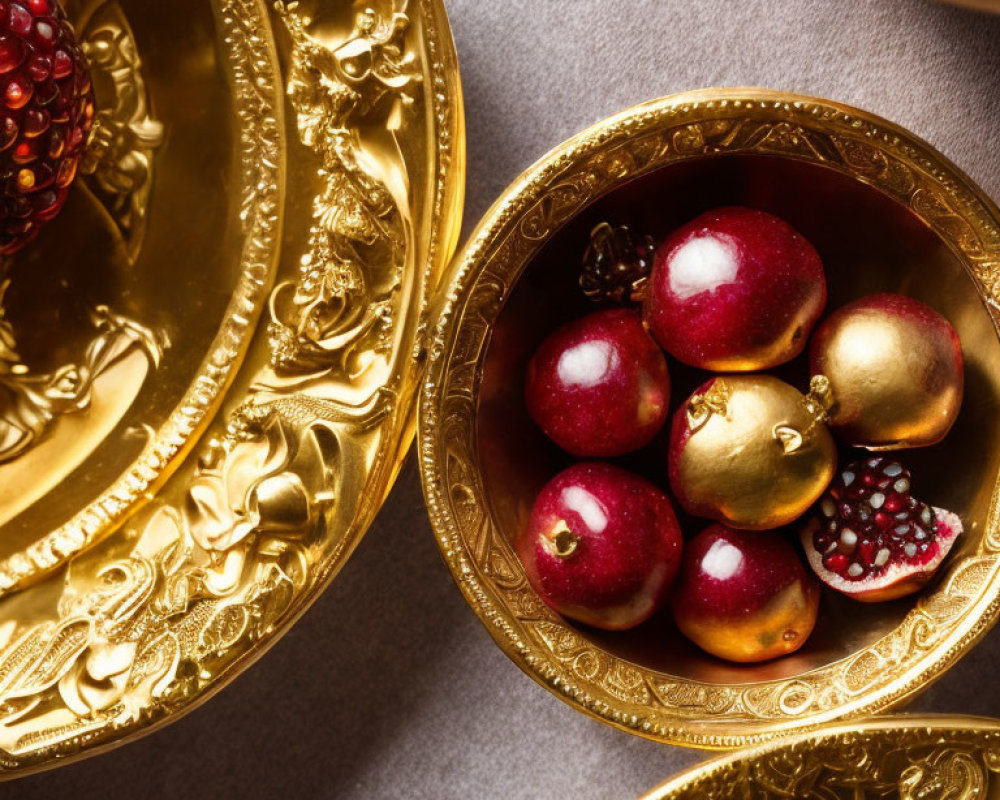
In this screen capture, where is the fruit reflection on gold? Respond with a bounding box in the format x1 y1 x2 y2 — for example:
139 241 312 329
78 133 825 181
810 293 963 450
668 374 837 530
672 525 820 663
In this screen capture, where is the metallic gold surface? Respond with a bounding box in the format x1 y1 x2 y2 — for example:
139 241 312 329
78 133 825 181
0 0 463 777
674 575 820 664
813 304 963 449
419 88 1000 748
674 374 836 530
642 716 1000 799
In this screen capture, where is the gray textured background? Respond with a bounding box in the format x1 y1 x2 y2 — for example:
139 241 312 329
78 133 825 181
16 1 1000 798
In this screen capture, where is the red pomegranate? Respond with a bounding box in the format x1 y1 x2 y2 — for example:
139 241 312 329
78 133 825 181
0 0 94 255
525 308 670 457
643 206 826 371
516 462 683 631
800 456 962 602
671 524 820 663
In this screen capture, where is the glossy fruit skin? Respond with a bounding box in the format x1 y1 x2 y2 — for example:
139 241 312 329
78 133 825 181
671 524 820 663
810 293 963 450
643 206 826 371
525 308 670 457
801 456 963 602
668 374 837 530
0 0 94 255
516 462 683 631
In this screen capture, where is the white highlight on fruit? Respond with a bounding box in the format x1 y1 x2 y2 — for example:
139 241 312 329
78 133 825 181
904 542 918 558
842 471 856 487
870 492 885 509
701 539 743 581
848 563 864 577
667 235 739 300
556 340 618 388
561 486 607 533
894 478 910 493
875 548 891 567
840 528 858 547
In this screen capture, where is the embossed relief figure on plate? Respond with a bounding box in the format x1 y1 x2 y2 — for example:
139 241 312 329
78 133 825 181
269 0 417 385
0 410 326 754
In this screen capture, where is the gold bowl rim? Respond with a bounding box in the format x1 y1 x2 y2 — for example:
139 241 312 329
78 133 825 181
419 87 1000 749
641 714 1000 798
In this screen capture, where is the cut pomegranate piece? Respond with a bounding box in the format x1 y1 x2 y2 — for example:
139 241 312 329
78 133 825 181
800 456 962 602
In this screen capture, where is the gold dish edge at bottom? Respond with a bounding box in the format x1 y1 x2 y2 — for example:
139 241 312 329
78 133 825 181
643 715 1000 799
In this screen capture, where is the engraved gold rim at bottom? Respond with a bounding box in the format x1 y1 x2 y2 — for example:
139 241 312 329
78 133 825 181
642 715 1000 799
419 87 1000 749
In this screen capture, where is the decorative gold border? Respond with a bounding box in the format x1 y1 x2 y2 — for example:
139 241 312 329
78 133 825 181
643 715 1000 798
419 88 1000 748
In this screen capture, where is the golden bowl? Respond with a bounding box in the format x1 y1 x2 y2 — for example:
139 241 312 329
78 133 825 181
642 715 1000 798
419 88 1000 748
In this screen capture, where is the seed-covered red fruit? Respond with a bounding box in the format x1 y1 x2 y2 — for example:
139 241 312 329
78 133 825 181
643 206 826 371
810 293 963 450
0 0 94 255
525 308 670 457
516 462 683 631
801 457 962 602
671 524 820 663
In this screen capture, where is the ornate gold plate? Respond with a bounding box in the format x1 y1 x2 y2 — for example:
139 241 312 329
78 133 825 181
420 88 1000 748
643 716 1000 799
0 0 463 777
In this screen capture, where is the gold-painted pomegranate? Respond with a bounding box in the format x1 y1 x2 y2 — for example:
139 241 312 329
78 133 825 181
668 374 837 530
810 293 963 450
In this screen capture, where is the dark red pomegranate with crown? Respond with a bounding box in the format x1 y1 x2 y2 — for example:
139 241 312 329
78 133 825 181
0 0 93 256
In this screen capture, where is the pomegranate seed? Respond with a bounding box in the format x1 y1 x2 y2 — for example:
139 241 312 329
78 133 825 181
4 75 30 108
858 538 876 565
0 0 92 252
22 107 45 135
6 4 29 36
12 138 35 162
32 186 60 219
32 19 52 49
25 53 49 81
53 153 74 186
825 553 849 572
0 115 15 149
0 33 22 73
